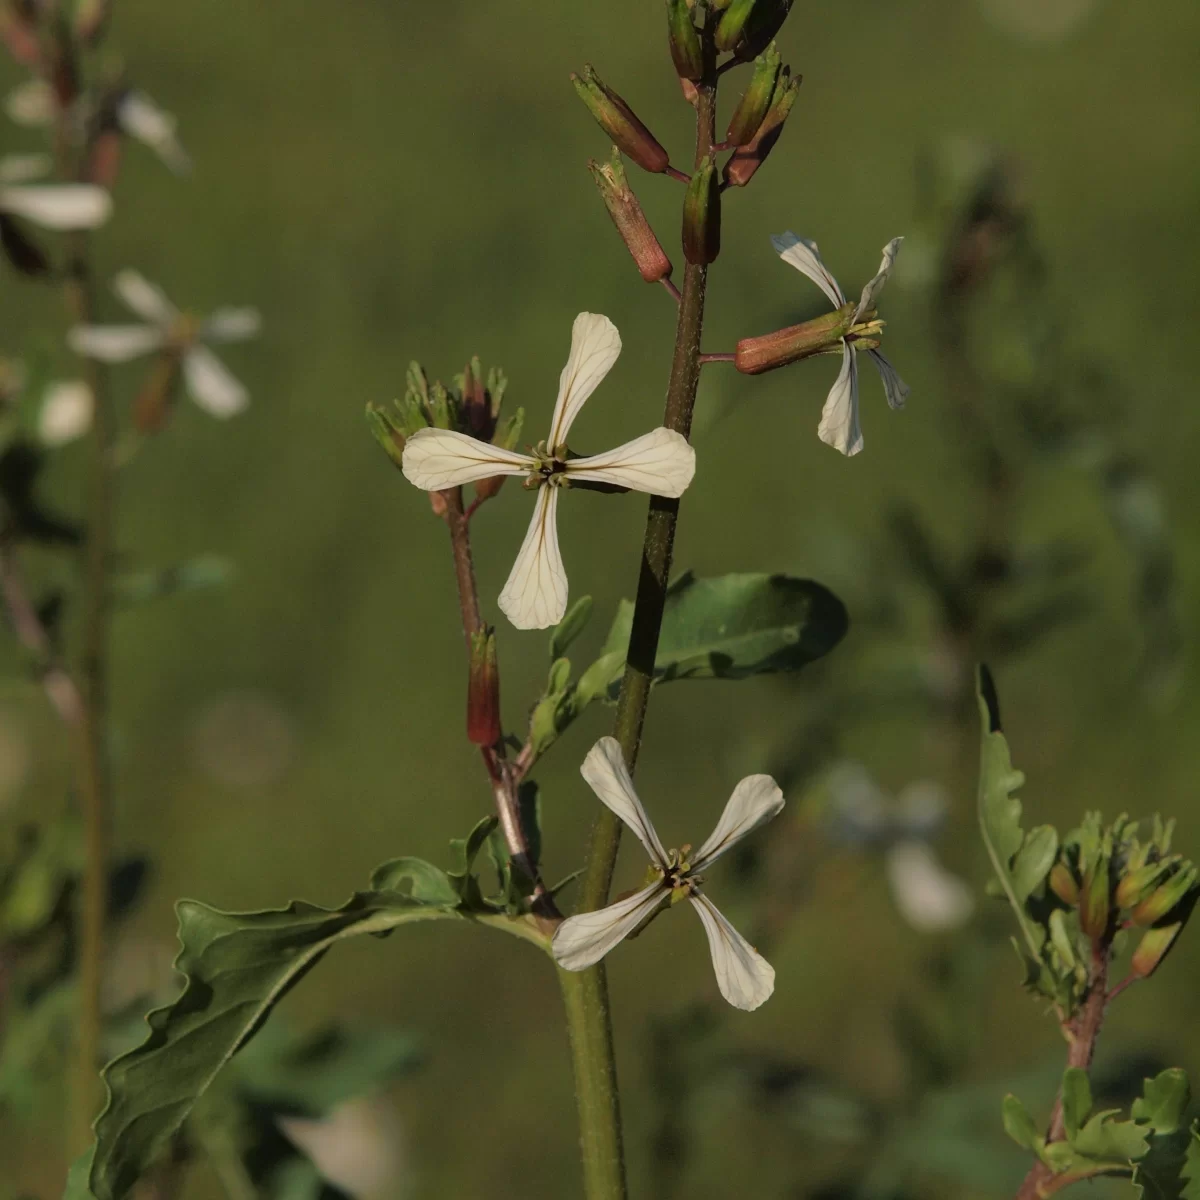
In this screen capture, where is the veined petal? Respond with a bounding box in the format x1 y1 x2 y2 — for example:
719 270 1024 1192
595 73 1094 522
0 152 51 183
498 486 568 630
885 841 974 933
770 231 846 309
204 307 262 342
853 237 903 323
401 427 533 490
114 268 177 325
183 346 248 417
817 343 862 457
692 774 784 873
689 895 775 1011
68 324 164 362
566 428 695 497
0 184 111 230
580 737 668 866
867 349 910 411
552 882 665 972
547 312 621 449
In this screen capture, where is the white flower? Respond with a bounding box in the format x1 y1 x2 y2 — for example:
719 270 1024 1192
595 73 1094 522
771 232 910 457
37 380 93 445
0 153 110 230
552 737 783 1011
115 90 191 174
885 840 974 933
68 270 261 417
401 313 696 629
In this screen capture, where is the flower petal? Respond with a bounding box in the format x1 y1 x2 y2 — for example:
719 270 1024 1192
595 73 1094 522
113 269 177 325
183 346 248 417
401 427 532 490
38 381 92 446
0 184 111 230
770 231 846 309
689 895 775 1011
547 312 622 449
204 307 262 342
692 774 784 872
0 152 51 183
866 349 910 411
580 736 668 866
853 237 903 323
885 840 974 933
566 428 695 496
4 82 54 129
68 324 164 362
552 882 665 972
116 90 191 175
498 485 568 630
817 344 862 457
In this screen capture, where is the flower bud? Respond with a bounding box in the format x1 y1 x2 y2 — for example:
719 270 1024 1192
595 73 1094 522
1131 922 1183 980
666 0 704 83
0 2 41 68
572 65 669 175
1048 861 1080 906
428 489 449 519
87 128 123 190
1115 860 1172 911
715 0 758 52
455 356 498 442
722 70 800 188
589 151 673 283
735 0 794 61
735 305 853 375
132 353 182 433
682 155 720 265
1130 864 1199 928
365 402 407 469
1079 851 1112 941
74 0 110 45
725 43 781 147
467 628 502 747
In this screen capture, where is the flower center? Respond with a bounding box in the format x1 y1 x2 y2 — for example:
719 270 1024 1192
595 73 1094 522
527 442 571 488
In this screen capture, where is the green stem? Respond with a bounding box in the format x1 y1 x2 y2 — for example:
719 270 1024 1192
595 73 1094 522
561 78 718 1200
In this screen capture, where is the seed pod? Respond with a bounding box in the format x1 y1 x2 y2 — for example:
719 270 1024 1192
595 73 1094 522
572 65 669 175
735 305 853 375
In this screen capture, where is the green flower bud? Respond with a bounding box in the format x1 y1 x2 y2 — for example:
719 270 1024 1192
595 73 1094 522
427 380 455 430
682 155 720 265
714 0 758 53
572 65 669 175
734 305 853 375
722 70 800 188
1130 864 1199 928
467 628 502 748
1079 850 1112 941
1115 860 1173 911
725 43 782 146
589 150 673 283
735 0 794 61
365 402 407 469
666 0 704 82
1131 922 1183 980
1048 861 1080 906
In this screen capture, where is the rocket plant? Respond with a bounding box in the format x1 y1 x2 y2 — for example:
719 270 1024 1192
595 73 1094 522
0 3 1185 1200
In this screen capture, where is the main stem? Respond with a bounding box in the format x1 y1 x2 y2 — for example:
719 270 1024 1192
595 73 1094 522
67 237 116 1152
560 80 717 1200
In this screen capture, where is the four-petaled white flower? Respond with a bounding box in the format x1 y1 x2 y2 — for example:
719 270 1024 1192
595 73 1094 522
401 313 696 630
68 270 261 417
552 737 784 1011
772 232 910 457
0 153 111 230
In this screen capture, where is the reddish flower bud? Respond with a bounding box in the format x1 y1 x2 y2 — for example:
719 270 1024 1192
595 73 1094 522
132 353 182 433
589 150 672 283
682 155 720 265
1079 852 1112 941
467 628 502 747
1130 864 1199 928
87 129 123 190
723 70 800 188
472 474 508 506
1048 861 1080 906
572 65 669 175
0 2 40 67
428 489 449 519
1131 922 1183 980
734 305 853 375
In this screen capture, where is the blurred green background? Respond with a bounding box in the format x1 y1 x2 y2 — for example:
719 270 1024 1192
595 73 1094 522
2 0 1199 1196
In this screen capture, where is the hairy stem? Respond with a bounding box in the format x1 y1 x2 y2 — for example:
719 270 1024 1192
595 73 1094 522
1015 944 1111 1200
561 78 718 1200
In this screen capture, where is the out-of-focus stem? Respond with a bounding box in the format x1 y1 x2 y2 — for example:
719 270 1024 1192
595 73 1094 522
561 74 718 1200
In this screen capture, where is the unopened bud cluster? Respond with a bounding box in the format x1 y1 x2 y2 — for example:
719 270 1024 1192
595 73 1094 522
367 359 522 513
1049 813 1199 982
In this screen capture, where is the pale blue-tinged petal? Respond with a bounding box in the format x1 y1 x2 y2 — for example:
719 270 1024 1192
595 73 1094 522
817 344 862 457
853 237 903 323
770 231 846 309
866 348 910 411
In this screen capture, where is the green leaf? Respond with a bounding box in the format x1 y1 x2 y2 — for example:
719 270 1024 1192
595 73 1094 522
1061 1068 1092 1141
73 889 545 1200
975 666 1045 960
1134 1070 1192 1136
1002 1093 1041 1151
549 595 593 660
1011 825 1058 904
111 556 233 607
600 571 848 685
1134 1122 1200 1200
1074 1111 1150 1162
368 857 459 905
